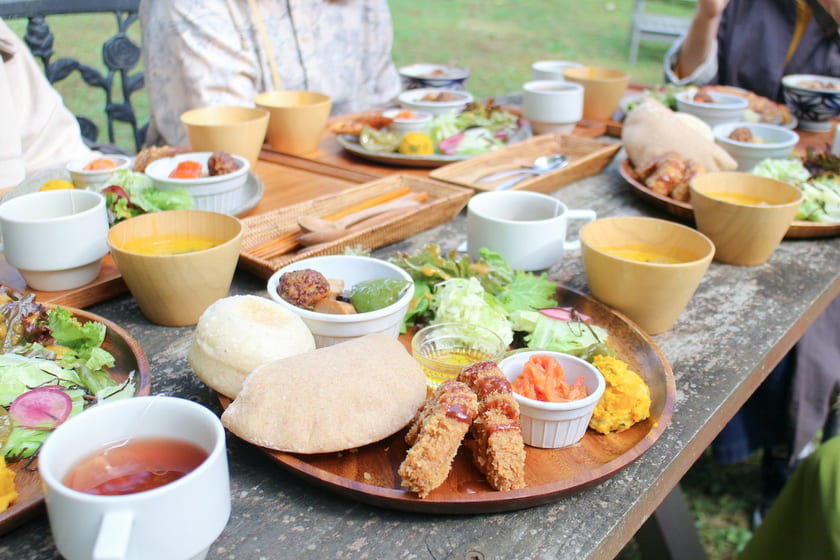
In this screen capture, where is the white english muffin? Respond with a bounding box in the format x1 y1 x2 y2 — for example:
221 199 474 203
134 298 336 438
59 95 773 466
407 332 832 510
188 294 315 398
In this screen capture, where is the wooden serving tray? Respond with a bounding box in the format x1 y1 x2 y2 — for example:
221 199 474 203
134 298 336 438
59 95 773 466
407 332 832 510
429 134 621 193
220 286 676 514
238 175 473 279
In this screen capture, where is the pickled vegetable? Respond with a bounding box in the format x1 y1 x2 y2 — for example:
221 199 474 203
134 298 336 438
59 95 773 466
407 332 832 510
349 279 412 313
169 160 202 179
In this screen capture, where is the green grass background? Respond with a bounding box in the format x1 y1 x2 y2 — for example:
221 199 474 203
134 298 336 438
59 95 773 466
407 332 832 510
5 2 761 558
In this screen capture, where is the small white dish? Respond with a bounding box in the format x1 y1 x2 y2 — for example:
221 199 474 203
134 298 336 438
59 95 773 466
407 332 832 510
712 122 799 171
144 152 249 214
66 154 131 190
675 90 749 128
398 63 470 90
499 350 605 448
382 108 433 136
398 88 474 116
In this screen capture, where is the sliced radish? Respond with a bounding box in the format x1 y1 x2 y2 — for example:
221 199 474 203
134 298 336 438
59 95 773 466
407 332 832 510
9 387 73 430
538 307 593 323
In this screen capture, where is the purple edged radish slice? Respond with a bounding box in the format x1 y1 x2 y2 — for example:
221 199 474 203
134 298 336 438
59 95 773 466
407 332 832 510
9 387 73 430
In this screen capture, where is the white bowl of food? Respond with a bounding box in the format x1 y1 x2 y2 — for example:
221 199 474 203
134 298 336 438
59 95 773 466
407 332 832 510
712 122 800 171
499 351 605 449
66 154 131 190
382 108 433 136
397 88 474 116
143 151 249 214
675 89 749 128
267 255 414 348
398 63 470 90
782 74 840 131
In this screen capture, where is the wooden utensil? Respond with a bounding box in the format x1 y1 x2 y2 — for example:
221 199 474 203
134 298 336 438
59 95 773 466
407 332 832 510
297 198 422 233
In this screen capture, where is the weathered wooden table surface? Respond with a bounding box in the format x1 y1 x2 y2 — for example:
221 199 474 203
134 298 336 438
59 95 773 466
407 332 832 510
2 144 838 559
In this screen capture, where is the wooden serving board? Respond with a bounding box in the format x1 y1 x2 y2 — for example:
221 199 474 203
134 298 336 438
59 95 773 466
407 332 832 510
220 286 676 514
429 134 621 193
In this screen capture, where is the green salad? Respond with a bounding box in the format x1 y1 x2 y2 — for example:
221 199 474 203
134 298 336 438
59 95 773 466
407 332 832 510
389 245 613 359
0 289 135 461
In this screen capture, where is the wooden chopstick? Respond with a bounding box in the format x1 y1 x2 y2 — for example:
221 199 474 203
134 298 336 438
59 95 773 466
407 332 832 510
246 188 426 260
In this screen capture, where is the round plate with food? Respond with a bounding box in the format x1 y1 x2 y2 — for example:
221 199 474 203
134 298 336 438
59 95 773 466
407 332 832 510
619 159 840 239
219 285 676 514
0 292 152 534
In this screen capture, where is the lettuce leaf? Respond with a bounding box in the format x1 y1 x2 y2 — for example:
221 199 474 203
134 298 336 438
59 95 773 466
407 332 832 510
430 278 513 346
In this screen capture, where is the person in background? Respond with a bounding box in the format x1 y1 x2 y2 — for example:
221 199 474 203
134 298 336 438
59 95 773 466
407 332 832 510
664 0 840 525
0 18 91 189
139 0 403 147
738 431 840 558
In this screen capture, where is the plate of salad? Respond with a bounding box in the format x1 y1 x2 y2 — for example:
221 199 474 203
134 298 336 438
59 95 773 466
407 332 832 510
244 245 675 513
334 101 531 168
0 287 151 534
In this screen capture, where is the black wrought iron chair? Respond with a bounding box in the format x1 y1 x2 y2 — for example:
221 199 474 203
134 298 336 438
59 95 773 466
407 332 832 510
0 0 145 152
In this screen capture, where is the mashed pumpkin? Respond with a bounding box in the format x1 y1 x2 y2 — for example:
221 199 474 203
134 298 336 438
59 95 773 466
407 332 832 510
589 355 651 434
0 457 17 512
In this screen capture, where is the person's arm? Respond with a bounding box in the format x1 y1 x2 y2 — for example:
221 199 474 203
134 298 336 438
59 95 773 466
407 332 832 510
674 0 730 78
816 0 840 23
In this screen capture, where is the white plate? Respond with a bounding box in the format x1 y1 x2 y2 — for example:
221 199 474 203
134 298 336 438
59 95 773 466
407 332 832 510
336 135 470 168
230 172 264 216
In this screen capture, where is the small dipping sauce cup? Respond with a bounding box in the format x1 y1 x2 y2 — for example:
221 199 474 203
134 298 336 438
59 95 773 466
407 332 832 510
411 322 506 389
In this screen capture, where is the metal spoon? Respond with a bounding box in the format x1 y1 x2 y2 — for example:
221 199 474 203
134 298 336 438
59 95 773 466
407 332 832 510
297 198 421 233
477 153 569 183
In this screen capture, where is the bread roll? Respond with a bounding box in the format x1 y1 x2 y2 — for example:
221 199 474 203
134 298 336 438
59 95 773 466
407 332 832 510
221 333 427 454
188 295 315 398
622 97 737 172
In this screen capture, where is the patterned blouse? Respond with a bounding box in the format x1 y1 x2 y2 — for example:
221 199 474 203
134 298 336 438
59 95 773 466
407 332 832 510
139 0 402 146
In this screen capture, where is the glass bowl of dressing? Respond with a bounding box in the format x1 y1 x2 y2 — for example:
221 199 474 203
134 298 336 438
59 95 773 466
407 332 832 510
411 322 506 389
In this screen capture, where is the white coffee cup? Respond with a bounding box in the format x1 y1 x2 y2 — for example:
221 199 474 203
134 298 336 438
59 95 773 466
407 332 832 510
531 60 583 81
39 396 231 560
522 80 584 135
0 189 109 291
467 191 596 271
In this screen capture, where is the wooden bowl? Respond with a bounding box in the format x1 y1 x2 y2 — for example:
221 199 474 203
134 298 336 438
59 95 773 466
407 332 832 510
690 172 803 266
562 66 630 122
255 90 332 155
580 217 715 335
107 210 243 326
180 106 269 166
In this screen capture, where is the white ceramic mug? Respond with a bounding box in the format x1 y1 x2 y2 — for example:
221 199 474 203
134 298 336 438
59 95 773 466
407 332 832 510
39 396 231 560
0 189 109 291
531 60 583 81
522 80 584 135
467 191 596 271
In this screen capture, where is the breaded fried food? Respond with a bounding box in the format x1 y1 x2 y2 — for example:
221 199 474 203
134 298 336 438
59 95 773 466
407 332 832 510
327 111 394 136
458 362 527 492
399 380 478 498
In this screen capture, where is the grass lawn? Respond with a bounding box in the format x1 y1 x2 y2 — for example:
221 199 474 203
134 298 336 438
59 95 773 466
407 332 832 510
5 2 762 557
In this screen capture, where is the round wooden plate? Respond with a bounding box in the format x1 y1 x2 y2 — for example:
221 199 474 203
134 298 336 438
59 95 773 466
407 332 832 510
619 159 840 239
221 286 676 514
0 305 152 534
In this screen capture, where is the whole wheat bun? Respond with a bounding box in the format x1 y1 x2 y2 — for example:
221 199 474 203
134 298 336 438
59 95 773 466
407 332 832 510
188 295 315 399
622 97 737 171
221 333 427 454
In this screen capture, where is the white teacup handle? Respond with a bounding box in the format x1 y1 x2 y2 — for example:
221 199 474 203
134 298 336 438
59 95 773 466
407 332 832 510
563 209 597 252
93 511 134 560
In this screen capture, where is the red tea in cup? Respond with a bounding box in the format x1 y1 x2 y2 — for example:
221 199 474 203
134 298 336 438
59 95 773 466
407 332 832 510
63 437 208 496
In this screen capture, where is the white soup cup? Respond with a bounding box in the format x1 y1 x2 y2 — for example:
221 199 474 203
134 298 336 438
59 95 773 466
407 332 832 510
523 80 584 135
467 190 596 271
39 396 231 560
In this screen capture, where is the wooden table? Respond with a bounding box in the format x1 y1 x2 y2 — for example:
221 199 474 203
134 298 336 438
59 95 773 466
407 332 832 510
2 125 839 558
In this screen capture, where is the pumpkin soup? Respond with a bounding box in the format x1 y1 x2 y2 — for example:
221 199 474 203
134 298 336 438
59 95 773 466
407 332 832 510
599 244 695 264
123 234 221 255
706 192 771 205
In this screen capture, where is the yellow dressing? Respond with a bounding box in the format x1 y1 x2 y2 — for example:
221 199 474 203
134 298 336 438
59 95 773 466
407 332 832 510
122 234 221 255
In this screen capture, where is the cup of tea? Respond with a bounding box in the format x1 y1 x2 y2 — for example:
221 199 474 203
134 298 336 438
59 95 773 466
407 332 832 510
531 60 583 81
39 396 231 560
0 189 109 291
522 80 584 135
467 190 596 271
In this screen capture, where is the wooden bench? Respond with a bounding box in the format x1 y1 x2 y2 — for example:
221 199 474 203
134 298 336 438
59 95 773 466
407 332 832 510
0 0 145 152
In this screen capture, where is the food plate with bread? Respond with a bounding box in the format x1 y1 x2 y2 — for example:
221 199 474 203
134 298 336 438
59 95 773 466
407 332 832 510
619 159 840 239
216 286 676 514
